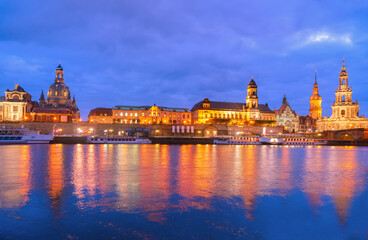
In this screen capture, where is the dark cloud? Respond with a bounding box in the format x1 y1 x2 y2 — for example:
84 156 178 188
1 0 368 119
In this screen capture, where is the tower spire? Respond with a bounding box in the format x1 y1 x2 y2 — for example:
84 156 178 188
315 69 317 84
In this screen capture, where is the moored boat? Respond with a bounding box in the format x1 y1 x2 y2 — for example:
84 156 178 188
213 136 261 145
0 129 53 144
87 136 151 144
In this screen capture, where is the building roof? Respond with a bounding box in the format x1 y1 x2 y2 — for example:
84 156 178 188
114 105 189 112
33 108 72 114
56 63 63 71
191 99 273 112
89 108 113 116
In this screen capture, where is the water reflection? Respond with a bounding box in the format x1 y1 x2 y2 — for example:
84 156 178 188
1 144 368 238
0 145 31 208
68 145 368 223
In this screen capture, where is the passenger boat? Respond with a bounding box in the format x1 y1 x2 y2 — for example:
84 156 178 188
87 136 152 144
279 134 327 145
0 129 54 144
213 136 261 145
259 136 284 145
259 134 326 145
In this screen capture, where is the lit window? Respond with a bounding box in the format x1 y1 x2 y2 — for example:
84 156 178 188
120 113 123 117
142 113 145 116
135 113 137 117
125 113 128 116
13 106 19 112
130 113 133 116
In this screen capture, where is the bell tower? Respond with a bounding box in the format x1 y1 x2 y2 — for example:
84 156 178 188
55 62 64 83
330 59 359 119
309 70 322 119
246 77 258 109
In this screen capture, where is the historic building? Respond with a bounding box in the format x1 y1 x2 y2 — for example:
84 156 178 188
29 64 80 123
299 115 316 133
309 70 322 119
88 108 114 123
112 105 191 124
275 95 299 132
0 84 32 122
317 60 368 131
191 77 275 126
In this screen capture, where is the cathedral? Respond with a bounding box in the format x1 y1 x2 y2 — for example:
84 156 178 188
29 64 80 122
317 60 368 131
191 77 275 125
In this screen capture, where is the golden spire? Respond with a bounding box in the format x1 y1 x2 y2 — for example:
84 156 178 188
341 58 346 72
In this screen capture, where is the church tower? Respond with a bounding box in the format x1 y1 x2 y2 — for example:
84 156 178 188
309 70 322 119
246 77 258 109
330 59 359 119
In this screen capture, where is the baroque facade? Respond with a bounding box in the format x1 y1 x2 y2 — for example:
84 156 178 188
317 60 368 131
191 77 275 125
88 105 191 125
275 95 299 132
29 64 80 123
0 84 32 122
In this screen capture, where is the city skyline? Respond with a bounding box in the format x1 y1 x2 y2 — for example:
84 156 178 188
1 1 368 120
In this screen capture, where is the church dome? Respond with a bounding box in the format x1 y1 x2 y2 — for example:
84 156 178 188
248 76 257 88
47 82 70 100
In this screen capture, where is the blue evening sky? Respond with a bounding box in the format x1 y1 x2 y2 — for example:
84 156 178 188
1 0 368 120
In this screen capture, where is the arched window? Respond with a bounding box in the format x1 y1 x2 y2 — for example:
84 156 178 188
342 95 345 102
342 79 345 85
341 110 346 116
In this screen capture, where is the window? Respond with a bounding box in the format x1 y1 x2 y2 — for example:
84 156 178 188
13 106 19 112
115 113 118 117
125 113 128 117
120 113 123 117
142 113 145 116
164 113 167 117
341 110 346 116
130 113 133 117
13 115 17 120
55 91 58 96
135 113 138 117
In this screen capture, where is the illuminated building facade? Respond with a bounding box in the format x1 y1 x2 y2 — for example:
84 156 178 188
317 60 368 131
30 64 80 123
275 95 299 132
191 77 275 125
309 71 322 119
112 105 191 124
0 84 32 122
88 108 113 123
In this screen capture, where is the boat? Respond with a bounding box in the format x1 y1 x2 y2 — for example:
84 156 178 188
280 134 327 145
259 133 326 145
87 136 152 144
0 129 54 144
213 136 261 145
259 136 284 145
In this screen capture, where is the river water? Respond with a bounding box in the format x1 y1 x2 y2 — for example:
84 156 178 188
0 144 368 239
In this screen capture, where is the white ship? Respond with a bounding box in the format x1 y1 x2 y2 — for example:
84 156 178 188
260 134 326 145
213 136 261 145
279 134 327 145
87 136 152 144
0 129 54 144
259 136 284 145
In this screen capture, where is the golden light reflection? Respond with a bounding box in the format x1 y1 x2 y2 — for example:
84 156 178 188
47 144 65 214
0 145 31 208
